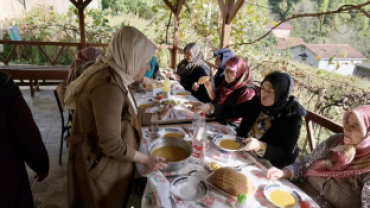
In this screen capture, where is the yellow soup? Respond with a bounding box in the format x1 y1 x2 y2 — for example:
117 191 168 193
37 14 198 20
270 190 296 208
152 146 189 162
176 92 190 96
219 139 242 150
163 132 182 138
139 104 154 108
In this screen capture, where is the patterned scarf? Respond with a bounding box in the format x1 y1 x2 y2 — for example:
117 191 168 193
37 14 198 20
0 71 21 97
304 105 370 178
216 57 252 105
176 43 207 76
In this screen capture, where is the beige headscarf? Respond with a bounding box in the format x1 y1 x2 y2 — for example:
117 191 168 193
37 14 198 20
64 26 157 111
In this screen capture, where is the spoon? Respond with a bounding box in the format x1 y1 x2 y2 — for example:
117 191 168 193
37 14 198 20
233 163 256 171
167 170 198 178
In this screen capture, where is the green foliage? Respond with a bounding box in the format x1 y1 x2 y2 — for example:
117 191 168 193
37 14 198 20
269 0 303 20
101 0 156 19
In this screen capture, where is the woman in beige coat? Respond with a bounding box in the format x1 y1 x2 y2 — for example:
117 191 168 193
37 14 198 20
63 26 170 208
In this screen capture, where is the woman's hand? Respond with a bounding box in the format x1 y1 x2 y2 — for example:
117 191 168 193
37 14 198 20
204 80 214 90
167 73 180 81
242 138 263 152
190 102 210 113
210 67 218 76
192 82 199 91
34 173 48 182
144 155 168 170
266 167 292 180
159 103 173 120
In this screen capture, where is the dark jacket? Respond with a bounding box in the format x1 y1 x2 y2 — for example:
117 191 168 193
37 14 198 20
0 83 49 207
180 66 210 102
214 96 306 168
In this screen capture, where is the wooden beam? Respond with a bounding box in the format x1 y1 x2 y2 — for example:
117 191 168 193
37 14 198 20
305 111 343 133
69 0 78 8
5 45 16 65
306 120 316 151
220 22 231 48
225 0 235 22
77 0 87 49
52 46 65 65
83 0 92 8
37 45 54 65
217 0 226 20
228 0 244 24
0 40 80 47
175 0 185 17
163 0 176 14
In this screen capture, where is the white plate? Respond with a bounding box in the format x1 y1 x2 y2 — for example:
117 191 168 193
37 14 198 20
208 125 237 135
159 128 186 139
212 134 246 152
263 184 301 208
136 100 159 113
171 176 208 201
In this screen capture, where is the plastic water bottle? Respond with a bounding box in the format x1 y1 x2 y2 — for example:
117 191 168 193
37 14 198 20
190 113 206 164
192 113 199 130
163 77 171 99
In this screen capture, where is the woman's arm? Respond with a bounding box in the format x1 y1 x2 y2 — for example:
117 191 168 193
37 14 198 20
285 135 338 181
91 83 137 162
204 81 217 101
10 95 49 177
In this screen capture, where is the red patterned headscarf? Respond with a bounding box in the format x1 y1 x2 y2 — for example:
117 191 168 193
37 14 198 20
304 105 370 178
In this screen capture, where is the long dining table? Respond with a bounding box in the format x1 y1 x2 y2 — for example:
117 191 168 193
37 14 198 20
133 81 319 208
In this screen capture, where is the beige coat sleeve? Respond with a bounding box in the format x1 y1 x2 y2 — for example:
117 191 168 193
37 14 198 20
90 83 136 161
139 112 152 126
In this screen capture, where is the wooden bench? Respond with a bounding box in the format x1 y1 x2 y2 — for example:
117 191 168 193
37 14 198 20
0 65 69 97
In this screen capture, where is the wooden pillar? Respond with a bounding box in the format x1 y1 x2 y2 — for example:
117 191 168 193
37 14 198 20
70 0 92 49
163 0 185 69
217 0 244 48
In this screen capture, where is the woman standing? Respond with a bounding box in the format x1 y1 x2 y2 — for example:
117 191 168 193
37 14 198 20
64 26 171 208
0 71 49 208
169 43 210 102
267 105 370 208
192 71 306 168
204 57 256 124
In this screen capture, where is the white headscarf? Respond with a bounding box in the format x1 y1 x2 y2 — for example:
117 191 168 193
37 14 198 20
64 26 157 113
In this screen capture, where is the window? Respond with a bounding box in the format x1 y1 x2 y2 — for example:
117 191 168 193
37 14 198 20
300 46 306 51
301 57 307 63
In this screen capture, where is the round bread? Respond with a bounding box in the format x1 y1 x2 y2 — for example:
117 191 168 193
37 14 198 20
208 167 255 197
198 76 210 85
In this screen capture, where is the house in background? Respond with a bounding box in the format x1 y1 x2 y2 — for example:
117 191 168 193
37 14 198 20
266 22 293 39
289 44 367 76
353 63 370 80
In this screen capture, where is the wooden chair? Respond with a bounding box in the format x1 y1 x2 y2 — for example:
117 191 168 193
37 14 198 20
53 89 72 165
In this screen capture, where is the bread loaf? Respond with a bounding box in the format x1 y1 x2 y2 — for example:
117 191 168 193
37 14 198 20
198 76 210 85
208 167 255 197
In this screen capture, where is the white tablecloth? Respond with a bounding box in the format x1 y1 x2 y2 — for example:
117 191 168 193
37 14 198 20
136 125 319 208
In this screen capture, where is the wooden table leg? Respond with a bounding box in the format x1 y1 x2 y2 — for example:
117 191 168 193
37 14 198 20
30 79 35 97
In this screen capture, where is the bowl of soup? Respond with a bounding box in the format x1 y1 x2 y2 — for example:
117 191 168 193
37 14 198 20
159 128 186 139
148 137 192 172
137 100 158 113
174 90 191 98
263 184 301 208
212 134 246 152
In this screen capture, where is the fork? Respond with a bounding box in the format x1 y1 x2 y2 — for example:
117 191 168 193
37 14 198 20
233 163 256 171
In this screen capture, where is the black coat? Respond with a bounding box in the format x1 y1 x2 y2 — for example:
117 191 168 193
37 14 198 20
214 96 306 168
180 66 210 102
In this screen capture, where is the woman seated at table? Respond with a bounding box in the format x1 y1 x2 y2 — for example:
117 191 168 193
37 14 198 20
192 71 306 168
143 56 160 80
168 43 210 102
210 48 235 88
204 57 256 125
63 26 172 208
66 47 103 84
267 105 370 208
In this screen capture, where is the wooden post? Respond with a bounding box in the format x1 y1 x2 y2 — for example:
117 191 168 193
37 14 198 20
70 0 92 49
163 0 185 69
217 0 244 48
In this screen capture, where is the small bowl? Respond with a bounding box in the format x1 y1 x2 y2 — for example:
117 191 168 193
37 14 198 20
174 90 191 98
159 128 186 139
212 134 246 152
264 184 301 208
171 176 208 201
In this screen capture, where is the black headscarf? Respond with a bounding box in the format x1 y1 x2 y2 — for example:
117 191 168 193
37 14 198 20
259 71 295 116
0 71 21 97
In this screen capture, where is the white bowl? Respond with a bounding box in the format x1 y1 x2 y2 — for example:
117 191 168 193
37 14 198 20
136 100 158 113
171 176 208 201
212 134 246 152
159 128 186 139
173 90 191 98
263 184 301 208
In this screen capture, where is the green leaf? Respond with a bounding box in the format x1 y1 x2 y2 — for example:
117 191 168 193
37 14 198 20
329 55 336 65
273 21 278 26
